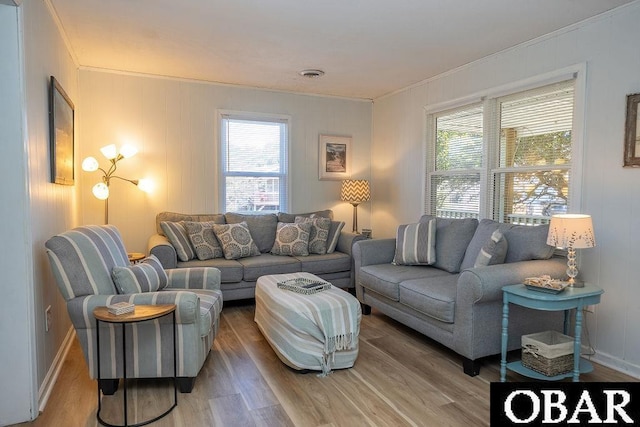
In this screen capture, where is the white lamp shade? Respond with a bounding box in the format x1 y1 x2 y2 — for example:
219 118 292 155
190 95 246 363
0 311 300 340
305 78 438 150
340 179 371 203
136 178 154 193
100 144 118 160
119 144 138 159
92 183 110 200
81 156 99 172
546 214 596 249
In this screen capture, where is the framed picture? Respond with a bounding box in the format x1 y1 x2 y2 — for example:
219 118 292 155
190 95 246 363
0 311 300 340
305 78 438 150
623 93 640 167
319 134 351 180
49 76 75 185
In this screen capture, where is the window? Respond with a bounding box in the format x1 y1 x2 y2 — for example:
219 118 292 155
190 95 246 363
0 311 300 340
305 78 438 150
220 113 289 212
427 78 575 224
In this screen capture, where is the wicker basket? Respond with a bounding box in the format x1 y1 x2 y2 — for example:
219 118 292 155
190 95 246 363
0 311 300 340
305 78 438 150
521 331 574 376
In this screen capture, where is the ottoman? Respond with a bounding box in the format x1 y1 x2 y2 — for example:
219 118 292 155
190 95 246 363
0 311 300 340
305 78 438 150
255 272 361 376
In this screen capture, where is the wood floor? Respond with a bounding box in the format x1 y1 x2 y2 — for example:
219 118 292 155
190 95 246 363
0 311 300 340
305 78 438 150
18 301 636 427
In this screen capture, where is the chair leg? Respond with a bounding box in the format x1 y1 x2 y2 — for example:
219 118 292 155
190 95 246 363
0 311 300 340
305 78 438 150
177 377 196 393
462 358 481 376
99 379 119 395
361 304 371 315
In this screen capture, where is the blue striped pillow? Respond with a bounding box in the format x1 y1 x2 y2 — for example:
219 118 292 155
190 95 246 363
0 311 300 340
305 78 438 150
112 255 168 293
160 221 196 261
392 220 436 266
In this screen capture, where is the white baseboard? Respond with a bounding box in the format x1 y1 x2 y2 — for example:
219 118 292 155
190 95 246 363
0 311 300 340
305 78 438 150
587 349 640 380
38 327 75 412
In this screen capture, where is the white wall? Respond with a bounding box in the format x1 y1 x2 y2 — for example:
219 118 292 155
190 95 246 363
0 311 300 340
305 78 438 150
371 2 640 377
0 0 78 424
78 71 372 252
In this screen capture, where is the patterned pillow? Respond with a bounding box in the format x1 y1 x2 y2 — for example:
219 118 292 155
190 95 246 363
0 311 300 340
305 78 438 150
325 221 345 254
212 222 261 260
112 255 168 294
184 221 224 260
392 220 436 266
160 221 196 262
295 216 331 254
271 222 312 256
474 229 508 268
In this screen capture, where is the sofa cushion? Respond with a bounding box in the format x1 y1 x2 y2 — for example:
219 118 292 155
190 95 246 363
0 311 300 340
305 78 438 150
358 264 451 301
237 253 300 281
419 215 478 273
271 222 311 256
213 222 261 260
277 209 333 223
474 229 508 268
295 216 331 255
112 255 168 294
392 220 436 266
184 220 224 260
156 212 225 235
296 251 351 275
177 258 243 283
160 221 196 262
504 224 554 263
399 275 459 323
225 212 278 253
460 219 512 270
325 221 345 254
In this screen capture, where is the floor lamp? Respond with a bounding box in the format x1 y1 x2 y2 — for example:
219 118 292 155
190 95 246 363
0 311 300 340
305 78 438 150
82 144 153 224
341 179 370 233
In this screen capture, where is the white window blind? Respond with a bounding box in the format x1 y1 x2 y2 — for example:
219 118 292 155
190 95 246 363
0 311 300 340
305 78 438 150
426 78 575 224
220 114 288 212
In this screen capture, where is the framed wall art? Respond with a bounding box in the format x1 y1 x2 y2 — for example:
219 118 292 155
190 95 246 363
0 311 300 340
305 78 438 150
49 75 75 185
318 134 351 180
623 93 640 167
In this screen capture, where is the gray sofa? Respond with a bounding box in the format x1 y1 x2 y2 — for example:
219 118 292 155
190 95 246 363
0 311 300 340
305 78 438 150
354 216 567 376
148 210 365 301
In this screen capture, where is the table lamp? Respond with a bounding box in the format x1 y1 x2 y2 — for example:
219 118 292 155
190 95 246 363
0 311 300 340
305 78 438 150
340 179 370 233
546 214 596 287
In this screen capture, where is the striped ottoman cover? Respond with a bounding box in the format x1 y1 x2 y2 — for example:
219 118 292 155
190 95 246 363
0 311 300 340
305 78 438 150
255 272 361 376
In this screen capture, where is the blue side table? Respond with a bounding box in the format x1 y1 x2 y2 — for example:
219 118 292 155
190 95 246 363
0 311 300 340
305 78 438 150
500 283 603 382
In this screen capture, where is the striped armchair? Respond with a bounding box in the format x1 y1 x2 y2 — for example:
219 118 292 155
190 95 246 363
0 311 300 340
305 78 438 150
45 225 223 393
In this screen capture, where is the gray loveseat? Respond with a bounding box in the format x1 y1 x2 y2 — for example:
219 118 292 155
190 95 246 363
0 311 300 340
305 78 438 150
354 216 567 376
149 211 365 301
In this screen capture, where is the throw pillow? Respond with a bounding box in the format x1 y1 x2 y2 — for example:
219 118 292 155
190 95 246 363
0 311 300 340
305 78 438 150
392 220 436 266
160 221 196 262
183 221 224 260
271 222 312 256
295 216 331 254
112 255 168 294
474 229 508 268
212 222 261 260
325 220 345 254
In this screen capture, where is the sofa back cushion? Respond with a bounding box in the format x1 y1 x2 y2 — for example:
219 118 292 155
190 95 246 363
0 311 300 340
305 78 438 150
277 209 333 223
419 215 478 273
225 212 278 253
156 212 226 235
460 219 555 269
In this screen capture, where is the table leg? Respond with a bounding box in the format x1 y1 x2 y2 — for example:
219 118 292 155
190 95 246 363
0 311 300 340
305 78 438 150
96 319 102 417
573 305 583 382
500 296 509 382
122 323 128 426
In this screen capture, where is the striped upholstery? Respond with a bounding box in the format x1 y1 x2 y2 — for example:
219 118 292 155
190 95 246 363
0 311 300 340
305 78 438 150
45 225 223 382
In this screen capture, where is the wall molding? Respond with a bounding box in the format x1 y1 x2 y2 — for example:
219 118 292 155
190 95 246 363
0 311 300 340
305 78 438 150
38 327 75 413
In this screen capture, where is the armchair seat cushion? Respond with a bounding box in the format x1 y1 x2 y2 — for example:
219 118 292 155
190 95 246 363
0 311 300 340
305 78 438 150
181 288 223 337
399 275 459 323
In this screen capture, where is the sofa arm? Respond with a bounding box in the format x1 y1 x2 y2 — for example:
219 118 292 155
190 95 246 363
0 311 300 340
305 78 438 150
66 291 202 329
353 238 396 268
457 257 568 305
166 267 221 291
335 231 367 255
148 234 177 269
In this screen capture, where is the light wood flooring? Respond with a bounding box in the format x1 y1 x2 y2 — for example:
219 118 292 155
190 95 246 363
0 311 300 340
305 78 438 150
17 301 636 427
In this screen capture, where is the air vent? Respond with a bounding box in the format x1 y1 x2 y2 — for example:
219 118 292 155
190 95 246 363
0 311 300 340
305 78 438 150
299 69 325 78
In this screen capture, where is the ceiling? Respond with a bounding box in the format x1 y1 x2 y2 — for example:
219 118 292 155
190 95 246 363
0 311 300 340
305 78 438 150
48 0 634 100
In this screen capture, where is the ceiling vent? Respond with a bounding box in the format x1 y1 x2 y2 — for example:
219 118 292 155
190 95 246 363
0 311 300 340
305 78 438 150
299 69 325 78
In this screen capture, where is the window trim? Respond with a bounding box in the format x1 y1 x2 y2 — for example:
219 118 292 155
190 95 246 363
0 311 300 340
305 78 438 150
217 109 292 213
424 64 586 219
